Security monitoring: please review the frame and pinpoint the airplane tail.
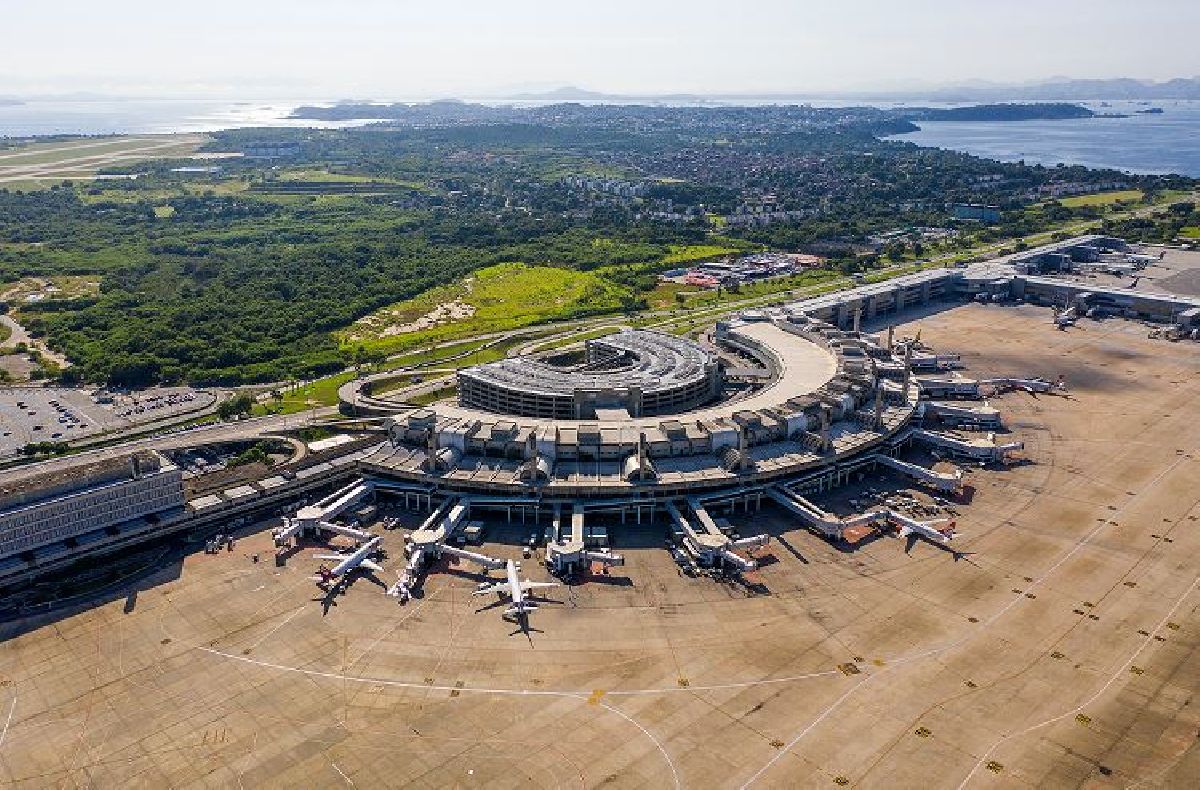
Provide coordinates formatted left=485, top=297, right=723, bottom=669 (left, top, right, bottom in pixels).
left=506, top=602, right=537, bottom=617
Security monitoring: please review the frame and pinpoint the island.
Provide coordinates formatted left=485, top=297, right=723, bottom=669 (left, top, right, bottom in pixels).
left=901, top=103, right=1097, bottom=122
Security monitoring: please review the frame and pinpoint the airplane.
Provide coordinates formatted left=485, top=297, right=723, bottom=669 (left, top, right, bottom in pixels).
left=892, top=511, right=955, bottom=547
left=472, top=559, right=558, bottom=621
left=1052, top=305, right=1077, bottom=329
left=312, top=535, right=384, bottom=594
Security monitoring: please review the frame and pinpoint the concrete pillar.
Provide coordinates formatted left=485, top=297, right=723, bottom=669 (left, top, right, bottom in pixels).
left=852, top=306, right=862, bottom=334
left=902, top=342, right=913, bottom=404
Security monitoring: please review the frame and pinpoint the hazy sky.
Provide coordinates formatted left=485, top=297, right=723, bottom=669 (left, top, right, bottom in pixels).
left=3, top=0, right=1198, bottom=97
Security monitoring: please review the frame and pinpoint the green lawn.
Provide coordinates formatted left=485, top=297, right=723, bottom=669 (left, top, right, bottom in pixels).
left=407, top=384, right=458, bottom=407
left=527, top=325, right=623, bottom=354
left=1179, top=226, right=1200, bottom=239
left=661, top=244, right=741, bottom=264
left=1058, top=189, right=1143, bottom=208
left=379, top=339, right=491, bottom=371
left=252, top=371, right=355, bottom=415
left=340, top=263, right=636, bottom=355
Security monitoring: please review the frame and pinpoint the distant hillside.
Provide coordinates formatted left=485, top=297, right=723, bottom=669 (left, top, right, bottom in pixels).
left=509, top=86, right=610, bottom=101
left=903, top=103, right=1097, bottom=122
left=900, top=77, right=1200, bottom=102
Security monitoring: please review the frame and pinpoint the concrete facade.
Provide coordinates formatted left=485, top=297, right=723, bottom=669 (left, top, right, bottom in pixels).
left=0, top=452, right=183, bottom=560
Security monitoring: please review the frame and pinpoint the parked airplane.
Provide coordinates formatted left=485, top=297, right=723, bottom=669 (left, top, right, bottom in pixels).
left=1052, top=305, right=1077, bottom=329
left=313, top=536, right=384, bottom=593
left=473, top=559, right=558, bottom=620
left=887, top=513, right=974, bottom=561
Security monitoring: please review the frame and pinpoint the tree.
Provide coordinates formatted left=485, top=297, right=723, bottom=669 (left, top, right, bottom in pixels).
left=216, top=393, right=254, bottom=420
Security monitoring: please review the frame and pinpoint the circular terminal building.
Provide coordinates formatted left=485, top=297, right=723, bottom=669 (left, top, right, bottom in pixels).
left=457, top=330, right=722, bottom=419
left=359, top=319, right=923, bottom=502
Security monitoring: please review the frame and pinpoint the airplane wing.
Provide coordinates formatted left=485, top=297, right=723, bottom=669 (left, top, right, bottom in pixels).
left=360, top=559, right=384, bottom=573
left=472, top=582, right=508, bottom=596
left=519, top=581, right=558, bottom=592
left=313, top=553, right=346, bottom=561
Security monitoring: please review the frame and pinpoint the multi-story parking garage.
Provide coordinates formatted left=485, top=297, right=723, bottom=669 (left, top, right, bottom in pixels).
left=457, top=329, right=722, bottom=419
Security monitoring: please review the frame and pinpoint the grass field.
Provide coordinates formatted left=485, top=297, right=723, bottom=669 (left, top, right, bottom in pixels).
left=647, top=267, right=843, bottom=314
left=252, top=371, right=355, bottom=416
left=406, top=383, right=458, bottom=407
left=660, top=243, right=741, bottom=264
left=1180, top=226, right=1200, bottom=239
left=1058, top=189, right=1144, bottom=207
left=340, top=263, right=635, bottom=355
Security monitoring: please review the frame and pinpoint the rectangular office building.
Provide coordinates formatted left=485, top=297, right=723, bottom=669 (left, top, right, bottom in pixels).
left=0, top=452, right=184, bottom=560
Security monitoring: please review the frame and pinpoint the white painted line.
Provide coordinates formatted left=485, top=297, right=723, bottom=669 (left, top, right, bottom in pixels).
left=956, top=575, right=1200, bottom=789
left=598, top=700, right=681, bottom=790
left=0, top=691, right=16, bottom=750
left=331, top=762, right=355, bottom=786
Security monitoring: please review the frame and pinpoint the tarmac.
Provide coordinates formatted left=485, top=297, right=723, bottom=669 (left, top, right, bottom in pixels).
left=0, top=302, right=1198, bottom=788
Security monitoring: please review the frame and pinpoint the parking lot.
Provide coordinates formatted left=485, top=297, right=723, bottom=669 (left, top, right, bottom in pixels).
left=0, top=386, right=213, bottom=457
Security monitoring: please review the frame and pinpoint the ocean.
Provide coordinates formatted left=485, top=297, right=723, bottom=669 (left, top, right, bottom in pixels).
left=0, top=98, right=379, bottom=136
left=890, top=101, right=1200, bottom=178
left=1, top=97, right=1197, bottom=178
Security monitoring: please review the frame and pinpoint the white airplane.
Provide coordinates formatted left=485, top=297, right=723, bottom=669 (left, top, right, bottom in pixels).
left=1052, top=305, right=1077, bottom=329
left=886, top=512, right=970, bottom=560
left=472, top=559, right=558, bottom=620
left=313, top=536, right=384, bottom=592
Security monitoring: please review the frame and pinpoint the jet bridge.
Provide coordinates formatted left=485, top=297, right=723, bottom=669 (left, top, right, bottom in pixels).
left=871, top=454, right=963, bottom=493
left=911, top=429, right=1024, bottom=463
left=921, top=401, right=1002, bottom=429
left=979, top=377, right=1065, bottom=394
left=388, top=498, right=505, bottom=602
left=545, top=503, right=625, bottom=574
left=663, top=499, right=768, bottom=573
left=274, top=479, right=376, bottom=549
left=767, top=486, right=958, bottom=550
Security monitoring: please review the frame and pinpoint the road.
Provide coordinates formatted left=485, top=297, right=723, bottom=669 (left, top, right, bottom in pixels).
left=0, top=407, right=335, bottom=487
left=0, top=314, right=71, bottom=367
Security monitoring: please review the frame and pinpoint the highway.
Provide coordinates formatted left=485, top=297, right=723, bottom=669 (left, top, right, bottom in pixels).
left=0, top=407, right=336, bottom=487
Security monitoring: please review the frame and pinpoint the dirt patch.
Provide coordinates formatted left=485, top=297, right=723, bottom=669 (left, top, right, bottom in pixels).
left=379, top=297, right=476, bottom=336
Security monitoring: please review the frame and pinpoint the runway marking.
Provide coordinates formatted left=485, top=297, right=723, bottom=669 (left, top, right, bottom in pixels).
left=597, top=701, right=681, bottom=790
left=0, top=689, right=15, bottom=750
left=331, top=762, right=355, bottom=786
left=737, top=677, right=868, bottom=789
left=737, top=452, right=1197, bottom=787
left=243, top=604, right=309, bottom=652
left=198, top=647, right=685, bottom=786
left=199, top=646, right=838, bottom=696
left=956, top=575, right=1200, bottom=789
